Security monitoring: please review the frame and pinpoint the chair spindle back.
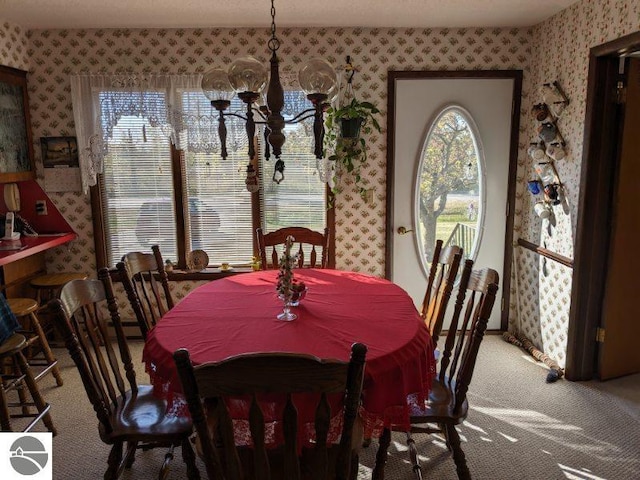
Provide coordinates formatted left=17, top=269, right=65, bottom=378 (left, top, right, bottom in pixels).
left=257, top=227, right=330, bottom=270
left=438, top=260, right=499, bottom=413
left=421, top=241, right=463, bottom=344
left=118, top=244, right=173, bottom=339
left=52, top=268, right=136, bottom=436
left=174, top=343, right=367, bottom=480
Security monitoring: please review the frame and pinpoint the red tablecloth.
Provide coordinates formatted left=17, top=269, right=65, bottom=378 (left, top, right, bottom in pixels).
left=143, top=269, right=435, bottom=440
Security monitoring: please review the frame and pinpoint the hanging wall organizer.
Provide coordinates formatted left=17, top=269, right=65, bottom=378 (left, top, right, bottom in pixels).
left=527, top=81, right=570, bottom=222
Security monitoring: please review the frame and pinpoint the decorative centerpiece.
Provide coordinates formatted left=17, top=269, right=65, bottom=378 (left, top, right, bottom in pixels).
left=289, top=282, right=307, bottom=307
left=276, top=235, right=306, bottom=321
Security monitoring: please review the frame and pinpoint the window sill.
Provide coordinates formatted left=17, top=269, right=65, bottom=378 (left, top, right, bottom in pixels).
left=165, top=266, right=255, bottom=281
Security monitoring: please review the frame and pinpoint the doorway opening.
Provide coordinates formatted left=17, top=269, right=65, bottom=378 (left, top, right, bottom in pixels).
left=567, top=31, right=640, bottom=381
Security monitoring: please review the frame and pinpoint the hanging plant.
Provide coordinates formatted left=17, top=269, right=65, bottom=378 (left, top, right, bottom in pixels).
left=324, top=97, right=381, bottom=200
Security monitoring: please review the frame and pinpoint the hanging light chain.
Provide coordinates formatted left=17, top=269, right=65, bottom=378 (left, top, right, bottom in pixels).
left=268, top=0, right=280, bottom=53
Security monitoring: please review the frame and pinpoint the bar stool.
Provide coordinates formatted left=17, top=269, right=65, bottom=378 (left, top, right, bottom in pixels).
left=0, top=333, right=57, bottom=434
left=7, top=298, right=63, bottom=387
left=30, top=272, right=89, bottom=305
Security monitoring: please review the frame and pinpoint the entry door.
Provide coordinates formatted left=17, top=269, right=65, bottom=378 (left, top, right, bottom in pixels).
left=387, top=73, right=518, bottom=330
left=599, top=58, right=640, bottom=380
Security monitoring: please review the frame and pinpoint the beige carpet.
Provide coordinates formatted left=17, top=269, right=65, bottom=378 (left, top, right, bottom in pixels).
left=10, top=336, right=640, bottom=479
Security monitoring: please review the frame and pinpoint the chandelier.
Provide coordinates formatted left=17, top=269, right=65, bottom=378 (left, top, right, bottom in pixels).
left=200, top=0, right=338, bottom=191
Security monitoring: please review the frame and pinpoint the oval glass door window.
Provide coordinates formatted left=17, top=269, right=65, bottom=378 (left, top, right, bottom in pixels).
left=414, top=105, right=484, bottom=275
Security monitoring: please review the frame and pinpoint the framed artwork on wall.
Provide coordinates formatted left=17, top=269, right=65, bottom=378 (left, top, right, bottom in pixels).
left=41, top=136, right=79, bottom=168
left=0, top=65, right=35, bottom=183
left=41, top=136, right=82, bottom=192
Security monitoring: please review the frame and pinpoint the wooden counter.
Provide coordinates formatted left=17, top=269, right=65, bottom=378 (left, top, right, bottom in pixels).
left=0, top=233, right=76, bottom=266
left=0, top=233, right=77, bottom=298
left=1, top=180, right=79, bottom=298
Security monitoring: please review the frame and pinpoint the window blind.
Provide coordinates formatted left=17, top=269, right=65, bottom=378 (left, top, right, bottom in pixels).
left=97, top=87, right=327, bottom=268
left=181, top=92, right=254, bottom=265
left=100, top=94, right=176, bottom=266
left=259, top=91, right=327, bottom=234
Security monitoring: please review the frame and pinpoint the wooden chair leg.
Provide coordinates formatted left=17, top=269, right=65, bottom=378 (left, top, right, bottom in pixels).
left=407, top=432, right=424, bottom=480
left=15, top=351, right=56, bottom=435
left=158, top=443, right=176, bottom=480
left=445, top=424, right=471, bottom=480
left=350, top=453, right=360, bottom=480
left=372, top=427, right=391, bottom=480
left=29, top=312, right=63, bottom=386
left=0, top=380, right=12, bottom=431
left=441, top=422, right=452, bottom=451
left=105, top=442, right=123, bottom=480
left=181, top=437, right=201, bottom=480
left=13, top=361, right=30, bottom=416
left=124, top=441, right=137, bottom=468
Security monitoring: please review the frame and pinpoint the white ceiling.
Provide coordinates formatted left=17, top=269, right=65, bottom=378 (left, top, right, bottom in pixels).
left=1, top=0, right=578, bottom=30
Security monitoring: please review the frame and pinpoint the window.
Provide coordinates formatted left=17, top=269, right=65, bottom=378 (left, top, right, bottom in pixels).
left=260, top=91, right=327, bottom=234
left=93, top=86, right=332, bottom=269
left=181, top=92, right=254, bottom=266
left=415, top=105, right=483, bottom=276
left=99, top=90, right=176, bottom=267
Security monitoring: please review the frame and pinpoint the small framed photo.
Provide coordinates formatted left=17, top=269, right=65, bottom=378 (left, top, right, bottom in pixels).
left=40, top=136, right=79, bottom=168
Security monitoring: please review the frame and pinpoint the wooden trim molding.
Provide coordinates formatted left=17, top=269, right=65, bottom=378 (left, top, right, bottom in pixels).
left=567, top=30, right=640, bottom=381
left=0, top=66, right=36, bottom=183
left=109, top=266, right=254, bottom=283
left=90, top=182, right=108, bottom=269
left=171, top=146, right=187, bottom=269
left=502, top=71, right=523, bottom=331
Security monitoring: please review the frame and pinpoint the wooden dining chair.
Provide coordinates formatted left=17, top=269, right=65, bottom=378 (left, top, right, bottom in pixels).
left=174, top=342, right=367, bottom=480
left=420, top=240, right=463, bottom=345
left=257, top=227, right=330, bottom=270
left=117, top=244, right=174, bottom=339
left=373, top=261, right=499, bottom=480
left=51, top=269, right=199, bottom=480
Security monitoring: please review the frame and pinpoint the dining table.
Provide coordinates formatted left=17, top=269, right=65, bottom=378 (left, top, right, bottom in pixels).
left=142, top=268, right=436, bottom=445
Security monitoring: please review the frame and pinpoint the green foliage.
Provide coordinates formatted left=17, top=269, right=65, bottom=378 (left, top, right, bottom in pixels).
left=325, top=98, right=381, bottom=131
left=324, top=98, right=381, bottom=201
left=417, top=110, right=479, bottom=258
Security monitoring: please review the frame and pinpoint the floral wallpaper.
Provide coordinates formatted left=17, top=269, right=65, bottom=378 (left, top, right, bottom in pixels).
left=0, top=0, right=637, bottom=369
left=0, top=21, right=29, bottom=70
left=19, top=25, right=532, bottom=316
left=513, top=0, right=639, bottom=367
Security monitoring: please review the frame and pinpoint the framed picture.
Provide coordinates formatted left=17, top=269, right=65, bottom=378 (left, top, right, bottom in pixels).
left=0, top=65, right=35, bottom=183
left=41, top=136, right=82, bottom=191
left=41, top=136, right=79, bottom=168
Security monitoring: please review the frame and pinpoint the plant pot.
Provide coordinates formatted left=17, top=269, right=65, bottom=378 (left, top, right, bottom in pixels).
left=340, top=117, right=363, bottom=139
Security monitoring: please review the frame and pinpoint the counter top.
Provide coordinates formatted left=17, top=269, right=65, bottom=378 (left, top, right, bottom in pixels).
left=0, top=233, right=77, bottom=266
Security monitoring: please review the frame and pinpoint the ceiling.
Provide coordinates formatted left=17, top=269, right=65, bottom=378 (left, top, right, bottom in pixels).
left=2, top=0, right=579, bottom=30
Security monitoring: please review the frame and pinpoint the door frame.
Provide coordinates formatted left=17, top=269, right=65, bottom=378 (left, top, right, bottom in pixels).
left=567, top=31, right=640, bottom=381
left=385, top=70, right=523, bottom=331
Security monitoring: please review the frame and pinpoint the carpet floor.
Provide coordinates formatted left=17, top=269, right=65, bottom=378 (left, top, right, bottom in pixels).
left=10, top=336, right=640, bottom=479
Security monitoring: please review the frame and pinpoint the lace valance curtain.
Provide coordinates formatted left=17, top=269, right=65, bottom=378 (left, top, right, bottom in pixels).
left=70, top=74, right=207, bottom=193
left=69, top=71, right=310, bottom=193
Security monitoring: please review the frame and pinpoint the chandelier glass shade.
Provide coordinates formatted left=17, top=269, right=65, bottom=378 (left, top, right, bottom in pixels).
left=200, top=0, right=338, bottom=188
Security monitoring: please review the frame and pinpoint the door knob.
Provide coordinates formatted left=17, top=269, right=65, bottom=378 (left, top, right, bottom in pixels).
left=397, top=226, right=414, bottom=235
